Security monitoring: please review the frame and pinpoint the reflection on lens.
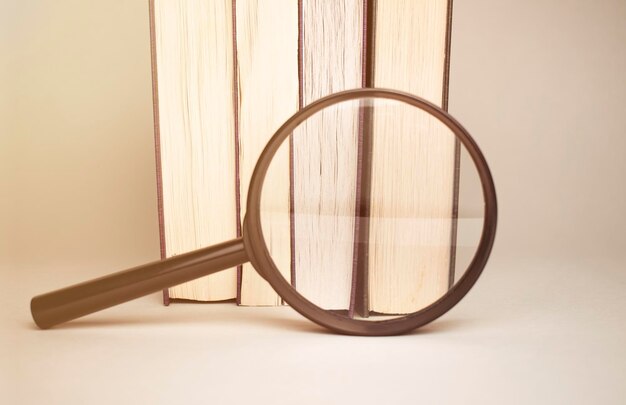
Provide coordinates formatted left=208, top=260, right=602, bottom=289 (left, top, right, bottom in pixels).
left=260, top=96, right=484, bottom=321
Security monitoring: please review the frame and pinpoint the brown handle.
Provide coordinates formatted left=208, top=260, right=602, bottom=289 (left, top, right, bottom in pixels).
left=31, top=238, right=248, bottom=329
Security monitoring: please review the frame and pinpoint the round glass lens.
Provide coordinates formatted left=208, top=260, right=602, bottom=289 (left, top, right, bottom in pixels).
left=258, top=95, right=485, bottom=321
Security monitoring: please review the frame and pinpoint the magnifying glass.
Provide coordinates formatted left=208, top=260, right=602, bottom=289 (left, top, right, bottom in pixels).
left=31, top=88, right=497, bottom=336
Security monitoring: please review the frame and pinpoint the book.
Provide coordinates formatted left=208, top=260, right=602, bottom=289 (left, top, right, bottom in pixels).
left=150, top=0, right=238, bottom=303
left=149, top=0, right=456, bottom=312
left=235, top=0, right=299, bottom=305
left=365, top=0, right=456, bottom=314
left=289, top=0, right=365, bottom=310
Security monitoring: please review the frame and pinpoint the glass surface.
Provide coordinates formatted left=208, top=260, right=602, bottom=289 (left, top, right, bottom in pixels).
left=259, top=96, right=485, bottom=320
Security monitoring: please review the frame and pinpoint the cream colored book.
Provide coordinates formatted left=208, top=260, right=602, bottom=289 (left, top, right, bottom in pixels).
left=236, top=0, right=299, bottom=305
left=367, top=0, right=456, bottom=314
left=151, top=0, right=238, bottom=303
left=290, top=0, right=364, bottom=309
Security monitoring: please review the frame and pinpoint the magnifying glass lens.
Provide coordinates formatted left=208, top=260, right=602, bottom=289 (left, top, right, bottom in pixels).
left=259, top=96, right=485, bottom=320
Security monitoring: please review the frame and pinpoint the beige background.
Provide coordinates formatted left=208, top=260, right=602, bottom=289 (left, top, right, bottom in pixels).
left=2, top=1, right=625, bottom=404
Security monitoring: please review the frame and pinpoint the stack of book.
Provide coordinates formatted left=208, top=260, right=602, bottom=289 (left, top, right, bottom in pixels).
left=149, top=0, right=457, bottom=315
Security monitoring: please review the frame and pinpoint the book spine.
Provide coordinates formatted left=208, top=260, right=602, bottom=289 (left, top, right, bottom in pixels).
left=148, top=0, right=169, bottom=306
left=232, top=0, right=243, bottom=305
left=443, top=0, right=460, bottom=288
left=291, top=0, right=304, bottom=292
left=349, top=0, right=374, bottom=318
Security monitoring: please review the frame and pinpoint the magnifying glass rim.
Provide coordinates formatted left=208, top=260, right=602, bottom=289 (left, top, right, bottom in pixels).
left=243, top=88, right=497, bottom=336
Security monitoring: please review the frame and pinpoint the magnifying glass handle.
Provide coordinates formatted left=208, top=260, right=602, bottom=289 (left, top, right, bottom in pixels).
left=31, top=238, right=247, bottom=329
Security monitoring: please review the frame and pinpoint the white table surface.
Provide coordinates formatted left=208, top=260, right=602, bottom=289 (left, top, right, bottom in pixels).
left=2, top=255, right=625, bottom=404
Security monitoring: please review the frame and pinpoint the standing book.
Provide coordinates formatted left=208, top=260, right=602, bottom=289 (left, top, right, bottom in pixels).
left=150, top=0, right=238, bottom=304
